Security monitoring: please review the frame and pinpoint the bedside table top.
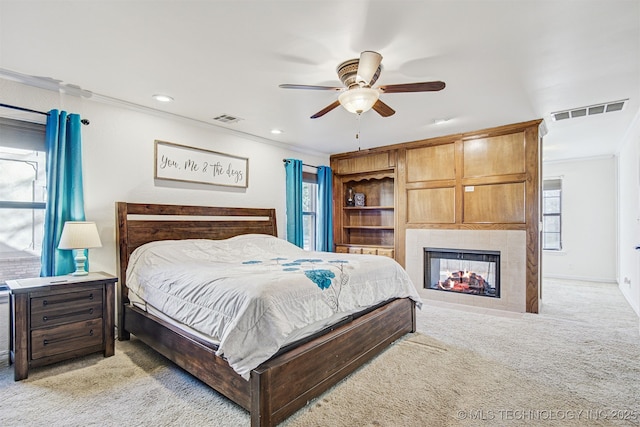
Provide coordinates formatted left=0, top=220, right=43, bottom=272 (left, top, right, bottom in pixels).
left=6, top=271, right=117, bottom=293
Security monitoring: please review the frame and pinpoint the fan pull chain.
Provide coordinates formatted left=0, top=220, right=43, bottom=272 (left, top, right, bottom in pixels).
left=356, top=113, right=362, bottom=150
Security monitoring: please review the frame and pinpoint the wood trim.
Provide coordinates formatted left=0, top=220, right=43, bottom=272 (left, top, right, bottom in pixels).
left=331, top=119, right=543, bottom=158
left=104, top=281, right=115, bottom=356
left=455, top=138, right=464, bottom=224
left=302, top=171, right=317, bottom=183
left=396, top=148, right=407, bottom=267
left=524, top=125, right=541, bottom=313
left=11, top=293, right=28, bottom=380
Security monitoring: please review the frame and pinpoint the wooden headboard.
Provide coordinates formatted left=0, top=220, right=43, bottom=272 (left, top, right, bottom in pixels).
left=115, top=202, right=277, bottom=302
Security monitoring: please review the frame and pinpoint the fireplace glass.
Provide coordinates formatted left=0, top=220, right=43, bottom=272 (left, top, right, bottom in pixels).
left=424, top=247, right=500, bottom=298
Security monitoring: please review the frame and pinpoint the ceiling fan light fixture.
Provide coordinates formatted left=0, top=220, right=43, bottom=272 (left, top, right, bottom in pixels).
left=338, top=87, right=379, bottom=114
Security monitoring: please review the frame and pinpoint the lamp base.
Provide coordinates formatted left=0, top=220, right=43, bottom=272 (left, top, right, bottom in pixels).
left=71, top=270, right=89, bottom=276
left=72, top=249, right=89, bottom=276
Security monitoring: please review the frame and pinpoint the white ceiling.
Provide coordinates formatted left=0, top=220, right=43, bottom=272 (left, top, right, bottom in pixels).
left=1, top=1, right=638, bottom=161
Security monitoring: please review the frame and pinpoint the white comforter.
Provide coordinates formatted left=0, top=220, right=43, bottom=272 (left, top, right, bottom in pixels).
left=126, top=234, right=422, bottom=379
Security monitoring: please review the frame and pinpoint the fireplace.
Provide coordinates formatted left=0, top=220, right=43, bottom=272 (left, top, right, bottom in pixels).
left=424, top=248, right=500, bottom=298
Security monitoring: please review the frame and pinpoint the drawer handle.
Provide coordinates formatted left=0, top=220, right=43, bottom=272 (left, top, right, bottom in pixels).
left=42, top=308, right=96, bottom=322
left=42, top=328, right=96, bottom=346
left=41, top=293, right=95, bottom=307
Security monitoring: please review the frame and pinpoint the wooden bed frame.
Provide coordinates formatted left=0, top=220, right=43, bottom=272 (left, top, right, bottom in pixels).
left=116, top=202, right=416, bottom=427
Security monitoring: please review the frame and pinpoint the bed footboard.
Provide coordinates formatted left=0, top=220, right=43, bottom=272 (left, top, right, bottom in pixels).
left=250, top=298, right=416, bottom=427
left=123, top=298, right=415, bottom=427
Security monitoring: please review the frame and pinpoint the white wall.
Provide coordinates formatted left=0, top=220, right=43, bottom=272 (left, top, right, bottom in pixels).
left=617, top=111, right=640, bottom=316
left=0, top=78, right=329, bottom=277
left=542, top=156, right=617, bottom=283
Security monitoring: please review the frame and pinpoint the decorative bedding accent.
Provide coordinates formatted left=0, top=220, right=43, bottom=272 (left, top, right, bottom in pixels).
left=126, top=234, right=422, bottom=378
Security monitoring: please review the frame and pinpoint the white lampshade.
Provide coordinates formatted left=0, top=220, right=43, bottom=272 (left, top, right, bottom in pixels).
left=338, top=87, right=380, bottom=114
left=58, top=221, right=102, bottom=249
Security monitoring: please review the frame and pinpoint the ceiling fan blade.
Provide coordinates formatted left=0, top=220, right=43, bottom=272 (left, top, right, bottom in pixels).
left=356, top=51, right=383, bottom=86
left=379, top=81, right=446, bottom=93
left=279, top=84, right=341, bottom=91
left=372, top=99, right=395, bottom=117
left=310, top=100, right=341, bottom=119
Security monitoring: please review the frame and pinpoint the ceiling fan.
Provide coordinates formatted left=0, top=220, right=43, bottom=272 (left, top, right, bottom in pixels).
left=279, top=51, right=445, bottom=119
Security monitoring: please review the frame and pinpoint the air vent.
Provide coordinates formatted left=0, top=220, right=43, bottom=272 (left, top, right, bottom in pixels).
left=213, top=114, right=243, bottom=124
left=606, top=101, right=625, bottom=112
left=552, top=99, right=628, bottom=121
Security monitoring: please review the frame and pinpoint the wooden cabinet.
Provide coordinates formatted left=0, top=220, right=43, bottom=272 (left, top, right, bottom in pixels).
left=7, top=272, right=116, bottom=380
left=330, top=119, right=542, bottom=313
left=331, top=151, right=397, bottom=260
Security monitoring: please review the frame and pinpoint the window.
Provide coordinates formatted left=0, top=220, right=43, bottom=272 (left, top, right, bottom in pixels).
left=0, top=117, right=46, bottom=282
left=302, top=172, right=318, bottom=251
left=542, top=178, right=562, bottom=250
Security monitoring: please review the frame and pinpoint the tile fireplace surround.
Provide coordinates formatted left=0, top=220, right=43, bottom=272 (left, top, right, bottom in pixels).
left=405, top=229, right=527, bottom=312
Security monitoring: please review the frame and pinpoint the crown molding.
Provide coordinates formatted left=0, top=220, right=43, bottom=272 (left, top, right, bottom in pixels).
left=0, top=68, right=328, bottom=159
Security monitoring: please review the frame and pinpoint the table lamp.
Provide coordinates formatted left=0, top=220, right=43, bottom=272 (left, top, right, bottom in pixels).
left=58, top=221, right=102, bottom=276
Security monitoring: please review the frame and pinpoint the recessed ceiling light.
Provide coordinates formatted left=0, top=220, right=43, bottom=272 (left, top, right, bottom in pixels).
left=152, top=94, right=174, bottom=102
left=433, top=118, right=449, bottom=125
left=270, top=129, right=283, bottom=135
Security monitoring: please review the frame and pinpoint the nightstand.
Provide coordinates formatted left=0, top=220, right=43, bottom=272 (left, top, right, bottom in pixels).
left=7, top=271, right=117, bottom=380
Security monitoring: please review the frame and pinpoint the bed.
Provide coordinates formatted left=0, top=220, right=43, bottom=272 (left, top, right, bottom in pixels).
left=116, top=202, right=419, bottom=427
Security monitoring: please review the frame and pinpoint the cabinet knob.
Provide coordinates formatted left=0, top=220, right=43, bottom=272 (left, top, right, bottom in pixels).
left=42, top=300, right=48, bottom=306
left=89, top=329, right=94, bottom=336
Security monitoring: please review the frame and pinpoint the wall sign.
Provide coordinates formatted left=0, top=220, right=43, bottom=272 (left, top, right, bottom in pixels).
left=154, top=140, right=248, bottom=188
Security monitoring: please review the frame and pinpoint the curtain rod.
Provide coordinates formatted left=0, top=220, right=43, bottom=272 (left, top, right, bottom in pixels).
left=282, top=158, right=318, bottom=169
left=0, top=103, right=90, bottom=125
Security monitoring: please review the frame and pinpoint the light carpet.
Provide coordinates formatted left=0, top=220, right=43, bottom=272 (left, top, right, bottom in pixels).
left=1, top=279, right=639, bottom=426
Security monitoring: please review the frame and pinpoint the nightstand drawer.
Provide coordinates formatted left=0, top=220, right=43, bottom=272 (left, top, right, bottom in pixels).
left=31, top=318, right=104, bottom=360
left=31, top=288, right=103, bottom=328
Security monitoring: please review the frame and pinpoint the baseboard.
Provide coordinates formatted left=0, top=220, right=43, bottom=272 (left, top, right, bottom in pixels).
left=542, top=274, right=617, bottom=284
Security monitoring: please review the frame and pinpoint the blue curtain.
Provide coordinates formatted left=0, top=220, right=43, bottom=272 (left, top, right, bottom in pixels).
left=284, top=158, right=303, bottom=248
left=316, top=166, right=333, bottom=251
left=40, top=110, right=86, bottom=276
